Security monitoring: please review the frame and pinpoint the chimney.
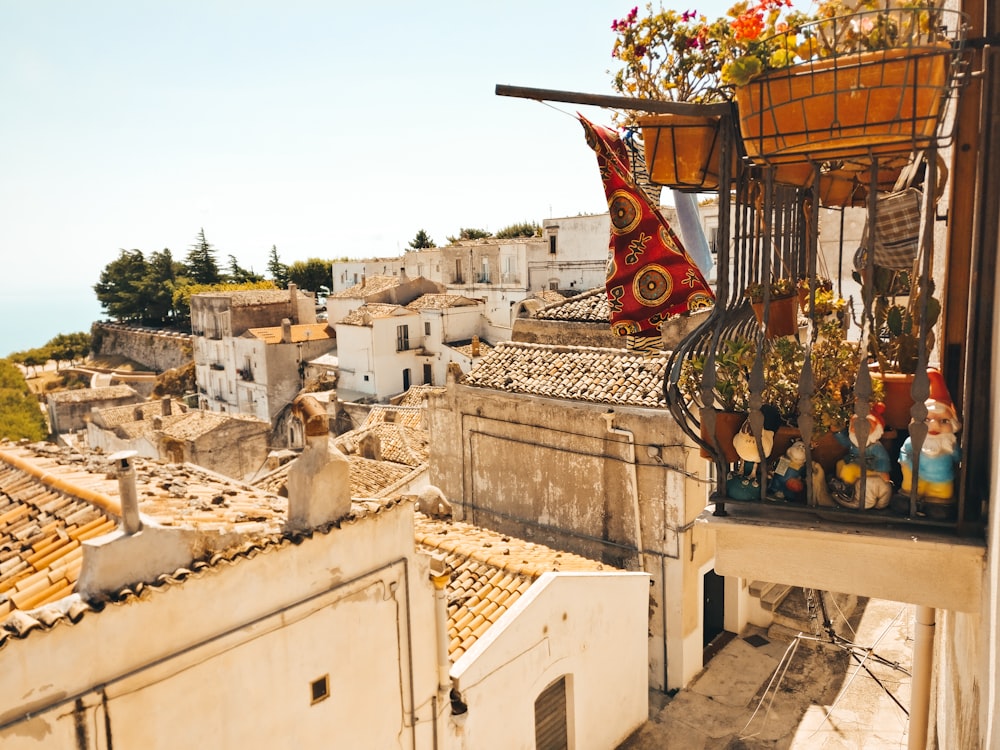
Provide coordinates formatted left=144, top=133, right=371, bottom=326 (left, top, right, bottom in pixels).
left=108, top=450, right=142, bottom=535
left=133, top=406, right=144, bottom=421
left=471, top=335, right=481, bottom=357
left=361, top=273, right=366, bottom=288
left=286, top=395, right=350, bottom=531
left=153, top=416, right=163, bottom=430
left=281, top=318, right=293, bottom=344
left=161, top=397, right=172, bottom=417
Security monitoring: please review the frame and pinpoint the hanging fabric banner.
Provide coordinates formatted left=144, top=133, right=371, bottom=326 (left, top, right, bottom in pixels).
left=580, top=114, right=714, bottom=340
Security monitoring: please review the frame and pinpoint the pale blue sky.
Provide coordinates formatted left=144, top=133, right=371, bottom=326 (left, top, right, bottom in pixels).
left=0, top=0, right=730, bottom=353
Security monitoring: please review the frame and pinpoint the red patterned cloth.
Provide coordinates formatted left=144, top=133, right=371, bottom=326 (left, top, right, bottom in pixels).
left=580, top=115, right=714, bottom=338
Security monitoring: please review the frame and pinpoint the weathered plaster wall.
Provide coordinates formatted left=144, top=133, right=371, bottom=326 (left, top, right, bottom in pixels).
left=427, top=382, right=711, bottom=691
left=94, top=324, right=192, bottom=372
left=511, top=319, right=624, bottom=349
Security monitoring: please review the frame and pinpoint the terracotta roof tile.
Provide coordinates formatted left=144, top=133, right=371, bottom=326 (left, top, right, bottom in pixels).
left=363, top=405, right=426, bottom=429
left=405, top=294, right=478, bottom=311
left=415, top=514, right=612, bottom=661
left=329, top=275, right=403, bottom=299
left=394, top=385, right=445, bottom=407
left=93, top=400, right=187, bottom=428
left=339, top=303, right=413, bottom=326
left=158, top=410, right=267, bottom=441
left=195, top=289, right=295, bottom=306
left=534, top=288, right=610, bottom=323
left=449, top=340, right=493, bottom=358
left=460, top=341, right=668, bottom=407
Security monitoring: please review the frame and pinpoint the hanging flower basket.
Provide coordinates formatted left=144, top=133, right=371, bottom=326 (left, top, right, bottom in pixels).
left=751, top=295, right=799, bottom=338
left=638, top=114, right=736, bottom=191
left=735, top=44, right=954, bottom=164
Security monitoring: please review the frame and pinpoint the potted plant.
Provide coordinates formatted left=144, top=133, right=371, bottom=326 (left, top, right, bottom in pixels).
left=610, top=6, right=736, bottom=189
left=726, top=1, right=966, bottom=165
left=868, top=278, right=941, bottom=430
left=678, top=336, right=755, bottom=462
left=745, top=277, right=797, bottom=337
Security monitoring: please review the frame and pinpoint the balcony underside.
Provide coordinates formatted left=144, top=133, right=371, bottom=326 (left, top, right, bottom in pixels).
left=703, top=504, right=985, bottom=612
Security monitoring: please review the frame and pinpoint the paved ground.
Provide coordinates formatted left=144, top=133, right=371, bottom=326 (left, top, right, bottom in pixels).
left=619, top=596, right=914, bottom=749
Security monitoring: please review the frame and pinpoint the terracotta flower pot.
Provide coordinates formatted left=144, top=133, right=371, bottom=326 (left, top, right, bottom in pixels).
left=735, top=45, right=951, bottom=164
left=871, top=369, right=916, bottom=431
left=700, top=410, right=747, bottom=463
left=639, top=114, right=735, bottom=191
left=751, top=295, right=798, bottom=338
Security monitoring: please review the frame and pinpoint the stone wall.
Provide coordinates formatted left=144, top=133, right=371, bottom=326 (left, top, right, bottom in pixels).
left=94, top=324, right=192, bottom=372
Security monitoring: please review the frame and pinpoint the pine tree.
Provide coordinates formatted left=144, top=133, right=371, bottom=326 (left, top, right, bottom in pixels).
left=408, top=229, right=435, bottom=249
left=267, top=245, right=290, bottom=288
left=184, top=228, right=222, bottom=284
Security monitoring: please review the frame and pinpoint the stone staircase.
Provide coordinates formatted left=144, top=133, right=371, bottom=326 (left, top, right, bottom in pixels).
left=748, top=582, right=859, bottom=639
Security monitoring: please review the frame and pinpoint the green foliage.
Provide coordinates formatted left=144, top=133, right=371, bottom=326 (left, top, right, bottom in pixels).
left=287, top=258, right=332, bottom=294
left=227, top=254, right=264, bottom=284
left=267, top=245, right=290, bottom=288
left=184, top=228, right=222, bottom=285
left=0, top=360, right=47, bottom=441
left=93, top=249, right=149, bottom=321
left=446, top=228, right=492, bottom=244
left=44, top=332, right=91, bottom=368
left=495, top=221, right=541, bottom=239
left=152, top=362, right=195, bottom=399
left=870, top=279, right=941, bottom=374
left=408, top=229, right=435, bottom=249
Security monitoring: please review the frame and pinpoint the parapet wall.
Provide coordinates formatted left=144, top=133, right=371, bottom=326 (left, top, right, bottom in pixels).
left=94, top=323, right=192, bottom=372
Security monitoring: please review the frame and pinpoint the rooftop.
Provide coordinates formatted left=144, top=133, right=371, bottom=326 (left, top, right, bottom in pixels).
left=393, top=385, right=445, bottom=408
left=246, top=322, right=333, bottom=344
left=460, top=341, right=668, bottom=408
left=534, top=288, right=609, bottom=323
left=194, top=288, right=298, bottom=306
left=339, top=303, right=415, bottom=327
left=406, top=294, right=479, bottom=311
left=47, top=385, right=139, bottom=404
left=159, top=410, right=267, bottom=442
left=328, top=274, right=403, bottom=299
left=91, top=399, right=187, bottom=428
left=414, top=514, right=613, bottom=660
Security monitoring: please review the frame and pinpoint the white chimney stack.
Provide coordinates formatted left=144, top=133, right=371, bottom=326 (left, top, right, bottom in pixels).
left=108, top=450, right=142, bottom=535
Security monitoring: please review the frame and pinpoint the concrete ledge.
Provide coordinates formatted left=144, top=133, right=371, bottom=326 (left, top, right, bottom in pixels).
left=702, top=507, right=985, bottom=612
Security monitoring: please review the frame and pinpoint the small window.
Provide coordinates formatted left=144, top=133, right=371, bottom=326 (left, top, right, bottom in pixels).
left=549, top=234, right=557, bottom=254
left=424, top=322, right=431, bottom=335
left=310, top=675, right=330, bottom=705
left=363, top=374, right=370, bottom=382
left=397, top=325, right=410, bottom=352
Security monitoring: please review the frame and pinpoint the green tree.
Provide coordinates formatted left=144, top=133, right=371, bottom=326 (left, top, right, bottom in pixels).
left=267, top=245, right=290, bottom=288
left=495, top=221, right=541, bottom=239
left=173, top=280, right=278, bottom=326
left=184, top=228, right=222, bottom=284
left=287, top=258, right=333, bottom=294
left=226, top=254, right=264, bottom=284
left=93, top=249, right=149, bottom=321
left=45, top=332, right=91, bottom=369
left=140, top=248, right=181, bottom=324
left=408, top=229, right=435, bottom=249
left=0, top=359, right=47, bottom=441
left=446, top=227, right=492, bottom=243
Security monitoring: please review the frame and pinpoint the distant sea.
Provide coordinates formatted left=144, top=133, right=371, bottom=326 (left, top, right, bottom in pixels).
left=0, top=289, right=106, bottom=357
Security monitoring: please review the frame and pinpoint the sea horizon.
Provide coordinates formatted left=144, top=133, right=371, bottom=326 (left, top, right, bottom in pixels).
left=0, top=288, right=108, bottom=358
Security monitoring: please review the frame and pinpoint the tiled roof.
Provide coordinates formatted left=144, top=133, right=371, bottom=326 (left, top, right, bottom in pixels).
left=394, top=385, right=445, bottom=407
left=246, top=322, right=333, bottom=344
left=336, top=423, right=429, bottom=467
left=363, top=404, right=426, bottom=429
left=159, top=411, right=267, bottom=442
left=449, top=340, right=493, bottom=359
left=535, top=288, right=610, bottom=323
left=114, top=413, right=187, bottom=440
left=93, top=400, right=186, bottom=428
left=460, top=341, right=668, bottom=407
left=329, top=275, right=402, bottom=299
left=252, top=449, right=424, bottom=498
left=47, top=385, right=138, bottom=404
left=339, top=303, right=413, bottom=326
left=0, top=441, right=415, bottom=649
left=406, top=294, right=478, bottom=311
left=414, top=515, right=613, bottom=660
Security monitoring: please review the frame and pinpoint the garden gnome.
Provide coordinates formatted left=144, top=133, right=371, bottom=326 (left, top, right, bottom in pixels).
left=830, top=404, right=893, bottom=509
left=726, top=406, right=780, bottom=500
left=768, top=440, right=808, bottom=502
left=898, top=368, right=962, bottom=516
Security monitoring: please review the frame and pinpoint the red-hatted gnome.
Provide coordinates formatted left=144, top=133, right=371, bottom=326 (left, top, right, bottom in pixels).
left=830, top=403, right=893, bottom=510
left=898, top=369, right=962, bottom=515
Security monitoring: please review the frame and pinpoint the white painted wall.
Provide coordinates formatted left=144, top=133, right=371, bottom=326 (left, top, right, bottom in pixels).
left=0, top=504, right=441, bottom=750
left=449, top=572, right=649, bottom=750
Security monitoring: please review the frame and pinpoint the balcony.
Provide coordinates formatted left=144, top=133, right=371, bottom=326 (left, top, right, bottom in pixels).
left=238, top=367, right=254, bottom=382
left=659, top=107, right=987, bottom=610
left=210, top=362, right=225, bottom=371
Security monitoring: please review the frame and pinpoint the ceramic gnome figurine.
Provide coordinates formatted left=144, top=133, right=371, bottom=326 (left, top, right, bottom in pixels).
left=726, top=406, right=781, bottom=500
left=830, top=404, right=893, bottom=510
left=768, top=440, right=808, bottom=502
left=898, top=368, right=962, bottom=517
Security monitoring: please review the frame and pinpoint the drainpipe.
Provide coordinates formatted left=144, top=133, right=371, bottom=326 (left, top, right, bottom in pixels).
left=602, top=411, right=645, bottom=570
left=909, top=605, right=935, bottom=750
left=429, top=556, right=452, bottom=692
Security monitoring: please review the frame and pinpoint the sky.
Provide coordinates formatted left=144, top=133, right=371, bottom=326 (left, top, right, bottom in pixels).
left=0, top=0, right=730, bottom=355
